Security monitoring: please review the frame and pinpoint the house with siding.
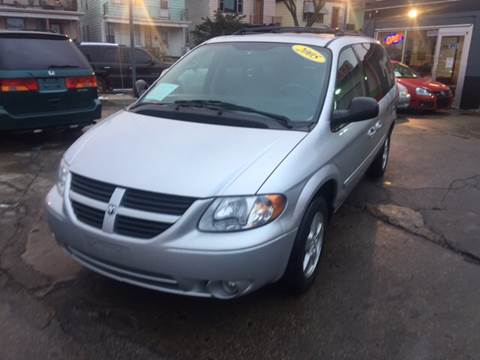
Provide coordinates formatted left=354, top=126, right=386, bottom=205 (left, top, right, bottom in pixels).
left=84, top=0, right=190, bottom=58
left=187, top=0, right=279, bottom=27
left=276, top=0, right=364, bottom=30
left=0, top=0, right=84, bottom=40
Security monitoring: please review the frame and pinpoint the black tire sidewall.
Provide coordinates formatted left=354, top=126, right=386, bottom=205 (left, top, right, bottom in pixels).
left=283, top=196, right=328, bottom=294
left=367, top=133, right=391, bottom=178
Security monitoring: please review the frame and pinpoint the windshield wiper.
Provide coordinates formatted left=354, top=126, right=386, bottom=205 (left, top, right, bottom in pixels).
left=48, top=65, right=80, bottom=69
left=129, top=101, right=172, bottom=111
left=174, top=100, right=294, bottom=129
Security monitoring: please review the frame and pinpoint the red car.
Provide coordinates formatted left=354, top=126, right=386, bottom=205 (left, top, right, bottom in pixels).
left=392, top=61, right=453, bottom=111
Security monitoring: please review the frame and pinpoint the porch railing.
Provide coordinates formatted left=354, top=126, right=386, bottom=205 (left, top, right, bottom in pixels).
left=0, top=0, right=78, bottom=11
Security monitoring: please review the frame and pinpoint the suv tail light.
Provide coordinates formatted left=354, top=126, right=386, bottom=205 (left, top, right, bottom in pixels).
left=0, top=79, right=39, bottom=93
left=65, top=76, right=97, bottom=89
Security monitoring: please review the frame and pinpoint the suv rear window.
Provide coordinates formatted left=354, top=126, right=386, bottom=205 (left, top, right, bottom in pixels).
left=0, top=37, right=91, bottom=70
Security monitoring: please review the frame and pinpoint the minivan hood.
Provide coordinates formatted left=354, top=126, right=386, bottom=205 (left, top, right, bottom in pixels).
left=65, top=111, right=307, bottom=197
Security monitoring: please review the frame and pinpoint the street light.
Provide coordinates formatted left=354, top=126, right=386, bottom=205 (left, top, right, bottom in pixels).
left=408, top=8, right=418, bottom=19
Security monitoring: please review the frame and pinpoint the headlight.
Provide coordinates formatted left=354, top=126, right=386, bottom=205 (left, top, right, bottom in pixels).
left=416, top=87, right=432, bottom=97
left=397, top=83, right=410, bottom=98
left=56, top=159, right=69, bottom=195
left=198, top=195, right=286, bottom=232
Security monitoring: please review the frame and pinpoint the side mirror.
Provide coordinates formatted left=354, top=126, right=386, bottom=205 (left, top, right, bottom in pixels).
left=332, top=97, right=379, bottom=127
left=134, top=79, right=148, bottom=98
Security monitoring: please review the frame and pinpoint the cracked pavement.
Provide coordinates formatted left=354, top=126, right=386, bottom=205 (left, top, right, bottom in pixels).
left=0, top=110, right=479, bottom=359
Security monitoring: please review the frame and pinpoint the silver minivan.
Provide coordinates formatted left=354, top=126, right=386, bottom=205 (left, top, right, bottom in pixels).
left=46, top=29, right=397, bottom=299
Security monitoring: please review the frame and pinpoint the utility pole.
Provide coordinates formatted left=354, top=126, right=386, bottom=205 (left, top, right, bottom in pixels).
left=129, top=0, right=137, bottom=88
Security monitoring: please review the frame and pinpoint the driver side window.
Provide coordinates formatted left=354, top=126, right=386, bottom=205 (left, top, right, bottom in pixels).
left=334, top=46, right=367, bottom=111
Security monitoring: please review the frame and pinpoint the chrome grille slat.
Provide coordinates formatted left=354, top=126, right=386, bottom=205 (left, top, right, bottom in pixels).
left=71, top=201, right=105, bottom=229
left=115, top=215, right=171, bottom=239
left=122, top=189, right=196, bottom=216
left=71, top=173, right=115, bottom=202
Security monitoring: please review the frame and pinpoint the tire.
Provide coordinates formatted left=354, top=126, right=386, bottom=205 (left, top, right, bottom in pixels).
left=282, top=196, right=329, bottom=294
left=367, top=134, right=391, bottom=179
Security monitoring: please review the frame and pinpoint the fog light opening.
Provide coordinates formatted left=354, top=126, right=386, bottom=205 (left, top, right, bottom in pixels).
left=206, top=280, right=252, bottom=299
left=223, top=280, right=239, bottom=295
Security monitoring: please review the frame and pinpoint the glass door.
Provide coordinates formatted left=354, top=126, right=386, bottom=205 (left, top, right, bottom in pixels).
left=432, top=26, right=472, bottom=108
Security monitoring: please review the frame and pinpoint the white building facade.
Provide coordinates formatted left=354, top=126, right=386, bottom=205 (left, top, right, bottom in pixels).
left=277, top=0, right=358, bottom=30
left=84, top=0, right=190, bottom=58
left=188, top=0, right=279, bottom=27
left=0, top=0, right=84, bottom=40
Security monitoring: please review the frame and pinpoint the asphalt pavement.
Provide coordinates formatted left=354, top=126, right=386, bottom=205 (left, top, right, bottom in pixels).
left=0, top=109, right=479, bottom=360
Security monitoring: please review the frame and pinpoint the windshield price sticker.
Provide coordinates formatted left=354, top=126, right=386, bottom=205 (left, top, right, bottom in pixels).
left=292, top=45, right=326, bottom=63
left=144, top=83, right=179, bottom=101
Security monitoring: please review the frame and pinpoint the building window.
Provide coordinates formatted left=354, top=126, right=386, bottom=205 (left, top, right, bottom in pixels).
left=6, top=18, right=25, bottom=30
left=161, top=31, right=169, bottom=47
left=303, top=12, right=324, bottom=23
left=377, top=31, right=405, bottom=62
left=160, top=0, right=168, bottom=9
left=219, top=0, right=243, bottom=13
left=50, top=23, right=62, bottom=34
left=106, top=23, right=115, bottom=43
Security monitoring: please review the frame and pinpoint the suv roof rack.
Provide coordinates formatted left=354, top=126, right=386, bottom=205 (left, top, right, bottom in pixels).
left=233, top=26, right=361, bottom=37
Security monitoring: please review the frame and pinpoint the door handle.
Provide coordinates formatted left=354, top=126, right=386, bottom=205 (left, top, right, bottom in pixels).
left=368, top=127, right=377, bottom=137
left=375, top=120, right=383, bottom=129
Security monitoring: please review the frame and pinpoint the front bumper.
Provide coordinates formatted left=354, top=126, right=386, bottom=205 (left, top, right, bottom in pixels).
left=0, top=99, right=101, bottom=131
left=45, top=187, right=297, bottom=298
left=409, top=95, right=453, bottom=110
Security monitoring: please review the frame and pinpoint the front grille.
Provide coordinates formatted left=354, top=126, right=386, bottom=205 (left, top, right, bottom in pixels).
left=71, top=173, right=116, bottom=202
left=434, top=92, right=451, bottom=108
left=122, top=189, right=196, bottom=216
left=115, top=215, right=171, bottom=239
left=71, top=201, right=105, bottom=229
left=69, top=174, right=197, bottom=238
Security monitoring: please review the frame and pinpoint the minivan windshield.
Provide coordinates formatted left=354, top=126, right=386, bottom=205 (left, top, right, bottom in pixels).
left=138, top=42, right=331, bottom=128
left=0, top=37, right=91, bottom=70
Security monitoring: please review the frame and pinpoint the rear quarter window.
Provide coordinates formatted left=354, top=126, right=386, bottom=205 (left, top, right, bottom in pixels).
left=0, top=37, right=91, bottom=70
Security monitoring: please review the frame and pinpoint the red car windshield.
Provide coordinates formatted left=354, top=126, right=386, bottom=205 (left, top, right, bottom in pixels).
left=394, top=63, right=419, bottom=79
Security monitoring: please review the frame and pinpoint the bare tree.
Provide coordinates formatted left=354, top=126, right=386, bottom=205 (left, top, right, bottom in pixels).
left=279, top=0, right=300, bottom=26
left=305, top=0, right=328, bottom=27
left=278, top=0, right=328, bottom=28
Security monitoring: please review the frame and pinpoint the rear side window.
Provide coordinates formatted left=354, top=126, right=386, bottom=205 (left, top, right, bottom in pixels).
left=354, top=43, right=394, bottom=100
left=334, top=46, right=367, bottom=110
left=0, top=37, right=91, bottom=70
left=120, top=48, right=152, bottom=65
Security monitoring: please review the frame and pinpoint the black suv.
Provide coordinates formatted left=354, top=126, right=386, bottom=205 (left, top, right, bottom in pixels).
left=0, top=31, right=101, bottom=131
left=79, top=43, right=167, bottom=92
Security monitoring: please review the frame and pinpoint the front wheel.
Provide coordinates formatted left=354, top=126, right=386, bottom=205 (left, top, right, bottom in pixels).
left=367, top=134, right=391, bottom=179
left=282, top=196, right=328, bottom=294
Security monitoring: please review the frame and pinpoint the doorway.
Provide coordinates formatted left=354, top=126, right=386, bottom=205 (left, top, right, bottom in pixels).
left=432, top=26, right=472, bottom=107
left=253, top=0, right=264, bottom=25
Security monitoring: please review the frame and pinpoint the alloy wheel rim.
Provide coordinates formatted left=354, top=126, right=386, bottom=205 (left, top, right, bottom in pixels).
left=382, top=137, right=390, bottom=170
left=303, top=212, right=325, bottom=278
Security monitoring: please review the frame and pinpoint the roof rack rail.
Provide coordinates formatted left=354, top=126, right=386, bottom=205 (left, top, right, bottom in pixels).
left=233, top=26, right=363, bottom=37
left=233, top=26, right=336, bottom=36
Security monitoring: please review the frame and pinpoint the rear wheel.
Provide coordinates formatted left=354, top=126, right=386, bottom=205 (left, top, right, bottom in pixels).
left=283, top=196, right=328, bottom=294
left=367, top=134, right=390, bottom=179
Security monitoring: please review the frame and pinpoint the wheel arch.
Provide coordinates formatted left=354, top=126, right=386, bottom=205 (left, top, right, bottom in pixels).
left=293, top=164, right=341, bottom=226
